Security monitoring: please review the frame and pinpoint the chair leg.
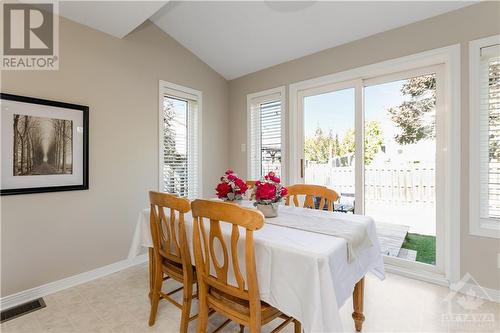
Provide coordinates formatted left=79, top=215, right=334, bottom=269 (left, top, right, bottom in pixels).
left=248, top=320, right=260, bottom=333
left=148, top=248, right=155, bottom=302
left=239, top=324, right=245, bottom=333
left=293, top=320, right=301, bottom=333
left=148, top=265, right=162, bottom=326
left=180, top=284, right=193, bottom=333
left=197, top=286, right=208, bottom=333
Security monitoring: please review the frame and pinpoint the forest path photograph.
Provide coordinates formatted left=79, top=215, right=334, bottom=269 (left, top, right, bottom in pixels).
left=13, top=114, right=73, bottom=176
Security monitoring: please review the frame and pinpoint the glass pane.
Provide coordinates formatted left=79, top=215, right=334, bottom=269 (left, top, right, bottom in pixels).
left=303, top=88, right=356, bottom=211
left=260, top=100, right=282, bottom=177
left=364, top=73, right=437, bottom=265
left=162, top=96, right=188, bottom=197
left=486, top=56, right=500, bottom=219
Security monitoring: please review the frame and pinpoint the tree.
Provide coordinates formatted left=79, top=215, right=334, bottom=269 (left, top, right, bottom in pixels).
left=364, top=120, right=384, bottom=164
left=162, top=99, right=188, bottom=196
left=387, top=74, right=436, bottom=145
left=13, top=115, right=19, bottom=175
left=304, top=127, right=333, bottom=163
left=489, top=59, right=500, bottom=162
left=304, top=120, right=383, bottom=165
left=340, top=128, right=355, bottom=156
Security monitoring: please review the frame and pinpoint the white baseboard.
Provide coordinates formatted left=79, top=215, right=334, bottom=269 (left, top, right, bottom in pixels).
left=0, top=254, right=148, bottom=311
left=450, top=281, right=500, bottom=304
left=386, top=264, right=500, bottom=303
left=385, top=263, right=449, bottom=287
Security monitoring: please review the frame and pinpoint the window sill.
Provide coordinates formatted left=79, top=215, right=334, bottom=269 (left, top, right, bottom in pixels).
left=470, top=218, right=500, bottom=239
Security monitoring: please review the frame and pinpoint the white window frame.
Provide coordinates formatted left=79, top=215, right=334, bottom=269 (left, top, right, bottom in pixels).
left=289, top=45, right=461, bottom=286
left=158, top=80, right=203, bottom=198
left=247, top=86, right=286, bottom=181
left=469, top=35, right=500, bottom=239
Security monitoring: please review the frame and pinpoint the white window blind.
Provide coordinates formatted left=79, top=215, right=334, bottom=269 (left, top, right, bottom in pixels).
left=159, top=82, right=200, bottom=199
left=248, top=88, right=284, bottom=180
left=479, top=44, right=500, bottom=220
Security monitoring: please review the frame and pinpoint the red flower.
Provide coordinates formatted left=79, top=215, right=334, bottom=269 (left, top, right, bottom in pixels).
left=265, top=171, right=280, bottom=183
left=280, top=187, right=288, bottom=197
left=227, top=174, right=237, bottom=181
left=225, top=169, right=234, bottom=175
left=215, top=182, right=231, bottom=198
left=255, top=182, right=277, bottom=201
left=234, top=178, right=248, bottom=194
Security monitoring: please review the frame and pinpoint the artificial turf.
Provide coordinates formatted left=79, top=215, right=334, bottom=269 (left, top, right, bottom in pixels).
left=401, top=233, right=436, bottom=265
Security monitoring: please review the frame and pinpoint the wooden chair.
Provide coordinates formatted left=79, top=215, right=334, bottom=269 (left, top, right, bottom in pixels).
left=246, top=180, right=257, bottom=189
left=285, top=184, right=339, bottom=211
left=191, top=199, right=301, bottom=333
left=149, top=191, right=197, bottom=333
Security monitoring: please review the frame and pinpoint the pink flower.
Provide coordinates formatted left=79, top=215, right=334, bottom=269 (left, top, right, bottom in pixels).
left=255, top=183, right=277, bottom=201
left=215, top=182, right=231, bottom=198
left=234, top=178, right=248, bottom=194
left=280, top=187, right=288, bottom=197
left=265, top=171, right=280, bottom=183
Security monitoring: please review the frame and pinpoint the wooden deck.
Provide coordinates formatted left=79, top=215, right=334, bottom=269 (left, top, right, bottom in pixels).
left=375, top=222, right=414, bottom=260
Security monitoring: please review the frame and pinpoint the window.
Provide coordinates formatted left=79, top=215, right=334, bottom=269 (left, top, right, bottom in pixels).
left=289, top=46, right=462, bottom=283
left=247, top=87, right=285, bottom=180
left=470, top=35, right=500, bottom=238
left=159, top=81, right=201, bottom=199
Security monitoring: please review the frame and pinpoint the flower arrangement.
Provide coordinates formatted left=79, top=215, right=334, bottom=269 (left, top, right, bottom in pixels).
left=215, top=169, right=248, bottom=201
left=253, top=172, right=287, bottom=217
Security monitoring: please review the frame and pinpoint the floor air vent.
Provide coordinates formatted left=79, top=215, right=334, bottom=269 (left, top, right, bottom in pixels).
left=1, top=298, right=46, bottom=323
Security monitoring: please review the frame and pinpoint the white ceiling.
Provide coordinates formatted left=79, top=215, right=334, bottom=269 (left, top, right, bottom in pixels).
left=55, top=1, right=475, bottom=80
left=58, top=1, right=168, bottom=39
left=151, top=1, right=474, bottom=80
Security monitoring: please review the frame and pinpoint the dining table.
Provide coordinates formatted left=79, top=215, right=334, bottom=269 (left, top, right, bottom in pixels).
left=129, top=201, right=385, bottom=333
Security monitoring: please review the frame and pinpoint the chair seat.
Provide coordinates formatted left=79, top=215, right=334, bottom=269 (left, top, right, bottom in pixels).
left=208, top=288, right=282, bottom=325
left=161, top=258, right=196, bottom=284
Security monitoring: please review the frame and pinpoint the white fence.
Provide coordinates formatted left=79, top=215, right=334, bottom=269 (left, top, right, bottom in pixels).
left=305, top=164, right=435, bottom=204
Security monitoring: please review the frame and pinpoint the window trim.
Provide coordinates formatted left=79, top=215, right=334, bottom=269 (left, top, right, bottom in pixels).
left=158, top=80, right=203, bottom=198
left=246, top=86, right=286, bottom=182
left=469, top=35, right=500, bottom=239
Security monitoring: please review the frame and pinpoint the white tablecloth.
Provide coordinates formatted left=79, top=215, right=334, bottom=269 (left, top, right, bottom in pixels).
left=128, top=203, right=384, bottom=333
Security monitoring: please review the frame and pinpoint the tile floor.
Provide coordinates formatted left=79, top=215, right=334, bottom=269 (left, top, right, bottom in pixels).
left=1, top=264, right=498, bottom=333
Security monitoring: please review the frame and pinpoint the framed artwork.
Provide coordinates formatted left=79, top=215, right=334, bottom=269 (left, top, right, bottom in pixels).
left=1, top=93, right=89, bottom=195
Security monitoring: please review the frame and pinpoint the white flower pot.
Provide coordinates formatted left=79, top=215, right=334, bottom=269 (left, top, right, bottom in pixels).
left=256, top=203, right=279, bottom=218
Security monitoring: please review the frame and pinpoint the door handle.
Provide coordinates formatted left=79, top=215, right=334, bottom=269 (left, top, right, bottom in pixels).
left=300, top=159, right=304, bottom=178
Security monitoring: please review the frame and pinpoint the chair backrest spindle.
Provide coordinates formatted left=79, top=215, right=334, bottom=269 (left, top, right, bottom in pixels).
left=285, top=184, right=339, bottom=211
left=149, top=191, right=191, bottom=268
left=192, top=200, right=264, bottom=306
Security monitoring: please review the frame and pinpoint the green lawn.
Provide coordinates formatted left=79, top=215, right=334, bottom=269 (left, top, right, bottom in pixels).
left=401, top=233, right=436, bottom=265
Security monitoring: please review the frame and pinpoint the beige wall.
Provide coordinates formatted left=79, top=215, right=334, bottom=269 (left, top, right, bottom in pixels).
left=2, top=2, right=499, bottom=298
left=1, top=18, right=228, bottom=296
left=228, top=2, right=500, bottom=290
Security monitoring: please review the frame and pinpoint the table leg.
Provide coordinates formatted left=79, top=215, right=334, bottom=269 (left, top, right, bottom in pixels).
left=352, top=277, right=365, bottom=332
left=148, top=248, right=154, bottom=301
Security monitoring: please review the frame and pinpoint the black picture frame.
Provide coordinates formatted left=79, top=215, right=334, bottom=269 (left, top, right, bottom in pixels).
left=0, top=93, right=89, bottom=195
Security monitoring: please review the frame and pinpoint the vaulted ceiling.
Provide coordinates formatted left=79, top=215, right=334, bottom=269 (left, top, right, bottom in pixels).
left=57, top=1, right=475, bottom=80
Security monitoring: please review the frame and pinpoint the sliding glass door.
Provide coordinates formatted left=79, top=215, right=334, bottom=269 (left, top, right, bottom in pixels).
left=295, top=66, right=444, bottom=273
left=363, top=67, right=443, bottom=270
